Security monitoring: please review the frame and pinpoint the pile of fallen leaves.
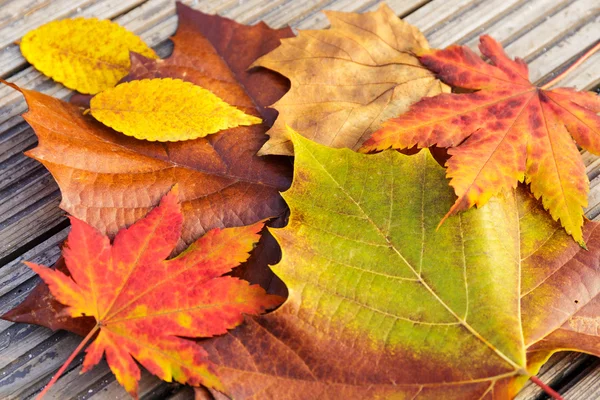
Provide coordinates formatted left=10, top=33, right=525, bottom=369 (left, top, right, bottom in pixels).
left=3, top=3, right=600, bottom=399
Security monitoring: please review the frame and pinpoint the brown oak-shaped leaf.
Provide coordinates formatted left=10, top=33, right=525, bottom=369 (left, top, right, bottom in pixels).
left=2, top=3, right=293, bottom=332
left=253, top=4, right=447, bottom=156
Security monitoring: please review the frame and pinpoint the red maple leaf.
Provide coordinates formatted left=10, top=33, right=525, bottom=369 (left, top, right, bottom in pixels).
left=27, top=187, right=282, bottom=398
left=362, top=36, right=600, bottom=245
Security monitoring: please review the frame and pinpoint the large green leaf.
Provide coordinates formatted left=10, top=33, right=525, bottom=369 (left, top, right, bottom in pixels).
left=203, top=131, right=600, bottom=399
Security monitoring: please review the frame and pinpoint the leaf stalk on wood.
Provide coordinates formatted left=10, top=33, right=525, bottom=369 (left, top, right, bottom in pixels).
left=529, top=376, right=564, bottom=400
left=540, top=41, right=600, bottom=90
left=36, top=325, right=100, bottom=399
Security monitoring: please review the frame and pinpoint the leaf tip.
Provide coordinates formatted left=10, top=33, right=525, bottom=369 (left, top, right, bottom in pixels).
left=478, top=34, right=495, bottom=44
left=414, top=47, right=433, bottom=58
left=436, top=213, right=449, bottom=231
left=168, top=184, right=180, bottom=200
left=285, top=125, right=304, bottom=148
left=22, top=260, right=40, bottom=272
left=155, top=185, right=182, bottom=216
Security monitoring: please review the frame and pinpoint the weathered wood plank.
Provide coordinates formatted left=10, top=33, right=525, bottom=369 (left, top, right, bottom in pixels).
left=0, top=332, right=80, bottom=399
left=0, top=325, right=56, bottom=378
left=0, top=171, right=59, bottom=227
left=563, top=360, right=600, bottom=399
left=397, top=0, right=474, bottom=31
left=424, top=0, right=525, bottom=47
left=166, top=387, right=197, bottom=400
left=45, top=360, right=114, bottom=400
left=462, top=0, right=572, bottom=50
left=221, top=0, right=289, bottom=22
left=294, top=0, right=428, bottom=29
left=0, top=194, right=64, bottom=261
left=501, top=1, right=597, bottom=62
left=0, top=228, right=67, bottom=299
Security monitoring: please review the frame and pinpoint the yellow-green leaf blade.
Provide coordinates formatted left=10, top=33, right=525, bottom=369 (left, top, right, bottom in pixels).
left=199, top=132, right=600, bottom=399
left=90, top=78, right=263, bottom=142
left=274, top=131, right=526, bottom=376
left=20, top=17, right=157, bottom=94
left=202, top=130, right=528, bottom=397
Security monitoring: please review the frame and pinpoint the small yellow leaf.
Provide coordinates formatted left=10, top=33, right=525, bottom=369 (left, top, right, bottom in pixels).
left=21, top=18, right=157, bottom=94
left=90, top=78, right=263, bottom=141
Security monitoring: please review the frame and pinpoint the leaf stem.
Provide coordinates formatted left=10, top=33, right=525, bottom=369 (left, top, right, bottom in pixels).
left=36, top=325, right=99, bottom=399
left=529, top=375, right=565, bottom=400
left=540, top=40, right=600, bottom=89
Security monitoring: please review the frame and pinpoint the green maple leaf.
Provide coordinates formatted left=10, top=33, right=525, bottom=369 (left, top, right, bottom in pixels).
left=201, top=131, right=600, bottom=399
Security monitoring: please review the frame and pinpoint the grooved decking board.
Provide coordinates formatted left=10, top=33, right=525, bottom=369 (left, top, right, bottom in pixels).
left=0, top=0, right=598, bottom=399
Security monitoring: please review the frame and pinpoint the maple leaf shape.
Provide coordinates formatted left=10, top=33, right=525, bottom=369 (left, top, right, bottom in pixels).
left=199, top=133, right=600, bottom=399
left=27, top=187, right=282, bottom=398
left=252, top=4, right=447, bottom=156
left=2, top=3, right=293, bottom=332
left=361, top=35, right=600, bottom=245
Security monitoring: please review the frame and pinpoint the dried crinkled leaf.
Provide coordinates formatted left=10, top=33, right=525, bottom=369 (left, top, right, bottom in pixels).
left=28, top=187, right=282, bottom=398
left=200, top=132, right=600, bottom=399
left=362, top=35, right=600, bottom=245
left=2, top=3, right=293, bottom=333
left=20, top=17, right=157, bottom=94
left=90, top=78, right=262, bottom=141
left=253, top=3, right=447, bottom=156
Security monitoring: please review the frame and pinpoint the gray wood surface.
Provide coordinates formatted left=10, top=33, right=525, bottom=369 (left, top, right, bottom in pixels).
left=0, top=0, right=598, bottom=398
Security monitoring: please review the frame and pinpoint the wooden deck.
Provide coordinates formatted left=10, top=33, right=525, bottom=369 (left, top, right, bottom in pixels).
left=0, top=0, right=598, bottom=398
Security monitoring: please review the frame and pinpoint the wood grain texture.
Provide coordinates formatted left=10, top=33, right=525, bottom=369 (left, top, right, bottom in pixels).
left=0, top=0, right=598, bottom=398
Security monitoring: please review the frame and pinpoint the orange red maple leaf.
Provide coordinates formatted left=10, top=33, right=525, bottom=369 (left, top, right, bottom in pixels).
left=26, top=187, right=281, bottom=398
left=362, top=35, right=600, bottom=245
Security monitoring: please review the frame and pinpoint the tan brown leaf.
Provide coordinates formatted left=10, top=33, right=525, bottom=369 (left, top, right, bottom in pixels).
left=253, top=4, right=447, bottom=156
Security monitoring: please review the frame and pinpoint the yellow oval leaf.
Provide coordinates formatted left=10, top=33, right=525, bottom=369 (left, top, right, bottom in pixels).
left=90, top=78, right=263, bottom=141
left=21, top=18, right=157, bottom=94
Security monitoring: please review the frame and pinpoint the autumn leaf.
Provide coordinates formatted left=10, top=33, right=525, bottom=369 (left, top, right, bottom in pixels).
left=1, top=257, right=96, bottom=337
left=28, top=187, right=281, bottom=398
left=2, top=3, right=293, bottom=333
left=253, top=3, right=447, bottom=156
left=361, top=35, right=600, bottom=246
left=199, top=132, right=600, bottom=399
left=90, top=78, right=262, bottom=141
left=20, top=17, right=157, bottom=94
